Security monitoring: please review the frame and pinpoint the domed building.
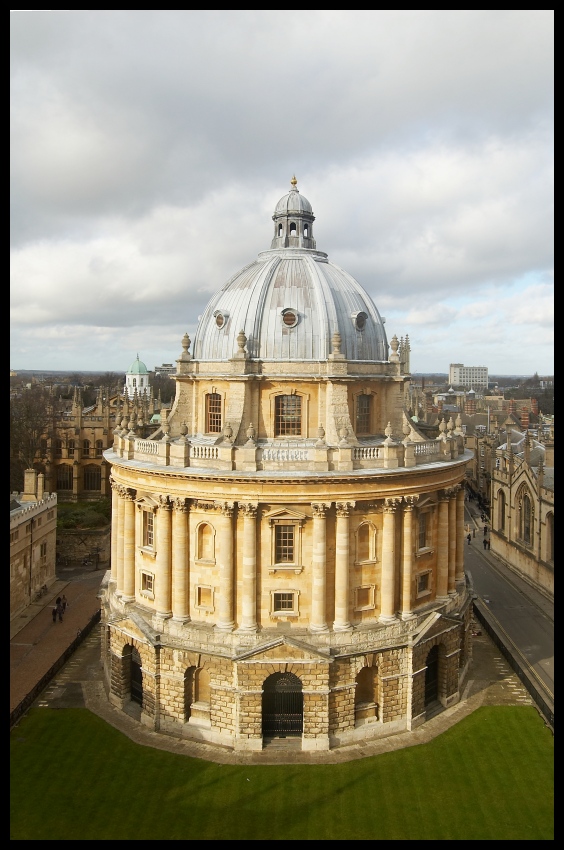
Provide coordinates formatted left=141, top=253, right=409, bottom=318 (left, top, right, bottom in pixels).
left=124, top=354, right=151, bottom=399
left=102, top=179, right=473, bottom=752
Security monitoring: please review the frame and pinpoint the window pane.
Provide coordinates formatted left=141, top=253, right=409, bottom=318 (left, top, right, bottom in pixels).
left=275, top=525, right=294, bottom=562
left=206, top=393, right=222, bottom=433
left=275, top=395, right=301, bottom=436
left=274, top=592, right=294, bottom=611
left=356, top=394, right=371, bottom=433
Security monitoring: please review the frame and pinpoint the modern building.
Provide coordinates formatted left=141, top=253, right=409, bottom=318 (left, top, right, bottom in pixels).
left=10, top=469, right=57, bottom=619
left=449, top=364, right=488, bottom=389
left=102, top=179, right=473, bottom=752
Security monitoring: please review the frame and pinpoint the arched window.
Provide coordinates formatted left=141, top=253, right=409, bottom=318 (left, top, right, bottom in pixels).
left=278, top=223, right=283, bottom=237
left=96, top=440, right=104, bottom=456
left=523, top=494, right=532, bottom=545
left=194, top=668, right=211, bottom=704
left=498, top=490, right=506, bottom=533
left=197, top=523, right=215, bottom=561
left=68, top=439, right=75, bottom=458
left=83, top=464, right=101, bottom=491
left=546, top=513, right=554, bottom=562
left=356, top=522, right=376, bottom=562
left=83, top=440, right=91, bottom=457
left=56, top=464, right=73, bottom=490
left=205, top=393, right=222, bottom=433
left=55, top=439, right=63, bottom=458
left=356, top=394, right=372, bottom=434
left=290, top=222, right=297, bottom=236
left=303, top=224, right=308, bottom=238
left=275, top=395, right=301, bottom=436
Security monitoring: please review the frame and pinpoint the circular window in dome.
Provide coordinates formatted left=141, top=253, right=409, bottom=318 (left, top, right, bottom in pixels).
left=213, top=310, right=228, bottom=328
left=281, top=308, right=299, bottom=328
left=353, top=311, right=368, bottom=331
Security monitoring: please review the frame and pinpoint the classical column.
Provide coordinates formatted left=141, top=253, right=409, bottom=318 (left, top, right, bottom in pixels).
left=122, top=489, right=136, bottom=601
left=216, top=502, right=235, bottom=631
left=436, top=492, right=450, bottom=601
left=333, top=501, right=355, bottom=631
left=401, top=495, right=419, bottom=620
left=448, top=488, right=457, bottom=596
left=455, top=484, right=465, bottom=581
left=237, top=503, right=258, bottom=632
left=155, top=496, right=172, bottom=618
left=115, top=486, right=125, bottom=596
left=380, top=498, right=400, bottom=623
left=110, top=478, right=119, bottom=582
left=171, top=498, right=190, bottom=622
left=310, top=502, right=331, bottom=632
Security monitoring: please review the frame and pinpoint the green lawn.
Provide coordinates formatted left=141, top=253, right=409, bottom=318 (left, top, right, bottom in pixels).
left=10, top=705, right=553, bottom=840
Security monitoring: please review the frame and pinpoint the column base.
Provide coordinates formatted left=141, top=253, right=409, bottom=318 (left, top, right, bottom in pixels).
left=121, top=595, right=135, bottom=604
left=171, top=616, right=191, bottom=624
left=332, top=622, right=353, bottom=632
left=436, top=595, right=450, bottom=604
left=378, top=614, right=397, bottom=624
left=401, top=611, right=416, bottom=621
left=309, top=624, right=329, bottom=633
left=215, top=622, right=234, bottom=632
left=235, top=624, right=258, bottom=634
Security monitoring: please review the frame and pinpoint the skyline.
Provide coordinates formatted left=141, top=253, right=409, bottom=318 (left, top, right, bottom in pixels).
left=10, top=11, right=553, bottom=375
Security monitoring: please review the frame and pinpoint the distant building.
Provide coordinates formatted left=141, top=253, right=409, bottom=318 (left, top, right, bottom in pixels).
left=449, top=363, right=488, bottom=389
left=10, top=469, right=57, bottom=619
left=124, top=355, right=151, bottom=399
left=154, top=363, right=176, bottom=376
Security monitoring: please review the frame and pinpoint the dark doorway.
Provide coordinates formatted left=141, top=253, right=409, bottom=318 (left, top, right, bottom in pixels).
left=262, top=672, right=303, bottom=737
left=424, top=645, right=439, bottom=705
left=130, top=649, right=143, bottom=706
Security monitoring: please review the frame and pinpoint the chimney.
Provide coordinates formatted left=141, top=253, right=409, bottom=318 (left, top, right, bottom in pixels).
left=21, top=468, right=38, bottom=502
left=531, top=398, right=539, bottom=415
left=520, top=408, right=530, bottom=429
left=37, top=473, right=45, bottom=501
left=508, top=399, right=517, bottom=414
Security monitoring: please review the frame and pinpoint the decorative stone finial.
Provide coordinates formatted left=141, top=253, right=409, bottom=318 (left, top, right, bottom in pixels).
left=178, top=332, right=191, bottom=362
left=246, top=423, right=256, bottom=444
left=316, top=424, right=326, bottom=446
left=290, top=175, right=297, bottom=187
left=390, top=335, right=400, bottom=363
left=339, top=426, right=349, bottom=445
left=402, top=419, right=411, bottom=444
left=237, top=330, right=247, bottom=353
left=384, top=422, right=395, bottom=445
left=223, top=423, right=233, bottom=444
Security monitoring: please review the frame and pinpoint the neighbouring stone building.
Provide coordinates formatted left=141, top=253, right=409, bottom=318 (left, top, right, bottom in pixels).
left=101, top=179, right=473, bottom=752
left=10, top=469, right=57, bottom=619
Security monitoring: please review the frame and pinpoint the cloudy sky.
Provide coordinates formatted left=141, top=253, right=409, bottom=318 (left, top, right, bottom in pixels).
left=10, top=10, right=553, bottom=376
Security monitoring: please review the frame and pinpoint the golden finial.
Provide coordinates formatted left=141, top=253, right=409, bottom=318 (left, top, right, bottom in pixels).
left=290, top=175, right=297, bottom=187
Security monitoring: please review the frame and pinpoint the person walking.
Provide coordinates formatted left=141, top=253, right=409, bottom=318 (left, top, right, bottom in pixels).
left=467, top=533, right=472, bottom=545
left=61, top=594, right=68, bottom=613
left=483, top=537, right=487, bottom=550
left=52, top=604, right=57, bottom=624
left=486, top=538, right=491, bottom=550
left=56, top=600, right=64, bottom=622
left=483, top=525, right=488, bottom=536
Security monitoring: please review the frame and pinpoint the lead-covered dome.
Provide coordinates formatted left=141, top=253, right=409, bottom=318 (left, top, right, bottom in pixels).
left=127, top=354, right=148, bottom=375
left=192, top=180, right=388, bottom=363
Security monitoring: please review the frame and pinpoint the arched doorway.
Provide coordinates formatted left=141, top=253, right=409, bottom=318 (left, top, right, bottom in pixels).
left=262, top=672, right=303, bottom=737
left=424, top=645, right=439, bottom=706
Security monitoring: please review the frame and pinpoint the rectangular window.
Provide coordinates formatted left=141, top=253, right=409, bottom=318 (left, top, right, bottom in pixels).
left=356, top=394, right=371, bottom=434
left=142, top=511, right=154, bottom=548
left=141, top=571, right=154, bottom=596
left=206, top=393, right=222, bottom=433
left=197, top=586, right=213, bottom=608
left=40, top=542, right=47, bottom=557
left=273, top=592, right=295, bottom=613
left=47, top=510, right=54, bottom=520
left=275, top=395, right=301, bottom=436
left=417, top=572, right=431, bottom=597
left=10, top=530, right=19, bottom=543
left=418, top=513, right=427, bottom=550
left=275, top=525, right=294, bottom=562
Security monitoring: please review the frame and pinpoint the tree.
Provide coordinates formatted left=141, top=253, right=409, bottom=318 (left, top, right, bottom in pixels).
left=10, top=386, right=55, bottom=492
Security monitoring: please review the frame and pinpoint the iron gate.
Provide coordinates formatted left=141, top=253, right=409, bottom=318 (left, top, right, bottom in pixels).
left=424, top=645, right=439, bottom=705
left=131, top=660, right=143, bottom=705
left=262, top=672, right=303, bottom=736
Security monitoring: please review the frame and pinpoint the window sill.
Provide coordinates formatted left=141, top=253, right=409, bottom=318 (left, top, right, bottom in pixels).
left=270, top=611, right=298, bottom=618
left=415, top=547, right=434, bottom=558
left=140, top=590, right=154, bottom=600
left=139, top=547, right=157, bottom=559
left=269, top=565, right=303, bottom=574
left=416, top=589, right=432, bottom=599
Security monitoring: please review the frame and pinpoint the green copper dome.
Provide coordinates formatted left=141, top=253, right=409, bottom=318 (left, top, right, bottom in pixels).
left=128, top=354, right=149, bottom=375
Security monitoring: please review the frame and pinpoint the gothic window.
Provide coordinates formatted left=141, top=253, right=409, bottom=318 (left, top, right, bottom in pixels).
left=68, top=440, right=75, bottom=458
left=83, top=464, right=101, bottom=491
left=206, top=393, right=222, bottom=433
left=498, top=490, right=506, bottom=533
left=96, top=440, right=104, bottom=456
left=55, top=440, right=63, bottom=458
left=83, top=440, right=91, bottom=457
left=356, top=394, right=372, bottom=434
left=275, top=395, right=301, bottom=436
left=523, top=495, right=532, bottom=545
left=56, top=464, right=73, bottom=490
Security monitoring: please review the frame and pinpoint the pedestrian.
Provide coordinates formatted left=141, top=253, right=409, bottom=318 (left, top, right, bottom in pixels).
left=483, top=525, right=488, bottom=536
left=61, top=594, right=68, bottom=612
left=56, top=601, right=64, bottom=622
left=467, top=533, right=472, bottom=545
left=52, top=605, right=57, bottom=623
left=483, top=538, right=487, bottom=550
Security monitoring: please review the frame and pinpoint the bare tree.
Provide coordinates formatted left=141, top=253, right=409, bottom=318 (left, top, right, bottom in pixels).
left=10, top=385, right=55, bottom=492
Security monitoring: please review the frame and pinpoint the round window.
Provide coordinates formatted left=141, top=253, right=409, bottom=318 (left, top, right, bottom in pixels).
left=215, top=313, right=225, bottom=328
left=281, top=309, right=298, bottom=328
left=354, top=312, right=368, bottom=331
